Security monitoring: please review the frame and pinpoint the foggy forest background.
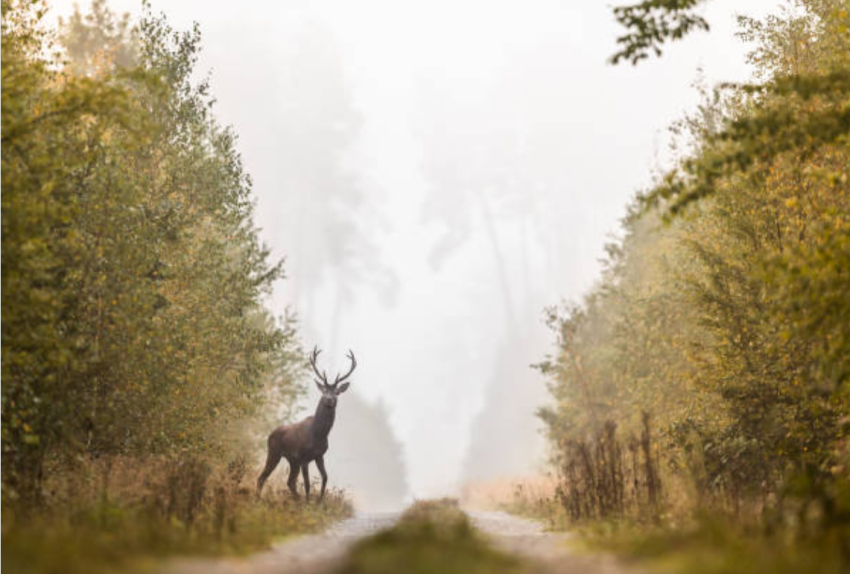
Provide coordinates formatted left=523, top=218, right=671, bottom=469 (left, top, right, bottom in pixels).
left=28, top=0, right=787, bottom=504
left=3, top=0, right=849, bottom=573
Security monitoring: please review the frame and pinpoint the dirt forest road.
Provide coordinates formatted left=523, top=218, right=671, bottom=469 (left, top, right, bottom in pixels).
left=158, top=512, right=399, bottom=574
left=469, top=511, right=646, bottom=574
left=159, top=509, right=643, bottom=574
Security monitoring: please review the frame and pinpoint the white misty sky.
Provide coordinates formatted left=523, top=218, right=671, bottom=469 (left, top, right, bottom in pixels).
left=52, top=0, right=783, bottom=497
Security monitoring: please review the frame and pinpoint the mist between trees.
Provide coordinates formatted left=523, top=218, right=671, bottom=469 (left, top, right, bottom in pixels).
left=3, top=0, right=850, bottom=573
left=526, top=1, right=849, bottom=569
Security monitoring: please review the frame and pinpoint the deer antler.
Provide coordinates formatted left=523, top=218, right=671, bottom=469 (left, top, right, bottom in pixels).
left=333, top=349, right=357, bottom=387
left=309, top=346, right=329, bottom=388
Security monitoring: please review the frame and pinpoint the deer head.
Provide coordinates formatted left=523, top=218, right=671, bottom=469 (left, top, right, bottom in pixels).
left=309, top=346, right=355, bottom=410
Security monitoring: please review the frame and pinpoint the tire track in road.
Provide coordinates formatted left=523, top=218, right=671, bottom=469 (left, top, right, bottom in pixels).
left=157, top=512, right=399, bottom=574
left=159, top=508, right=645, bottom=574
left=469, top=510, right=647, bottom=574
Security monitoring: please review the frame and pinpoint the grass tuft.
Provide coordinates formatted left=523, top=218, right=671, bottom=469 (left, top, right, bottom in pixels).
left=334, top=498, right=527, bottom=574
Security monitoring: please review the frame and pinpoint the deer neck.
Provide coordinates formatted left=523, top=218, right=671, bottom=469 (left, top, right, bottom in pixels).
left=311, top=402, right=336, bottom=440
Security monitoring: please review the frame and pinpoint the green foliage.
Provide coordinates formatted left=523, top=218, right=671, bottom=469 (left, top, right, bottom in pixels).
left=643, top=3, right=850, bottom=214
left=2, top=1, right=343, bottom=570
left=611, top=0, right=711, bottom=65
left=58, top=0, right=137, bottom=76
left=540, top=0, right=850, bottom=562
left=3, top=0, right=146, bottom=501
left=335, top=499, right=526, bottom=574
left=2, top=0, right=304, bottom=504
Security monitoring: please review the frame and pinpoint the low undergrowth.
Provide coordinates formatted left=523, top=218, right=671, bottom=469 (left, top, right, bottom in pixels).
left=498, top=469, right=850, bottom=574
left=2, top=456, right=354, bottom=574
left=500, top=480, right=571, bottom=531
left=579, top=515, right=849, bottom=574
left=498, top=467, right=850, bottom=574
left=334, top=498, right=526, bottom=574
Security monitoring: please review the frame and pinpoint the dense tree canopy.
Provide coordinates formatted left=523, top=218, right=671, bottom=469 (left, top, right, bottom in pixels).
left=540, top=0, right=849, bottom=536
left=2, top=0, right=304, bottom=503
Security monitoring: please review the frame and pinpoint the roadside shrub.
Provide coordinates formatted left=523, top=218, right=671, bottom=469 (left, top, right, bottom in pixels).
left=555, top=415, right=662, bottom=523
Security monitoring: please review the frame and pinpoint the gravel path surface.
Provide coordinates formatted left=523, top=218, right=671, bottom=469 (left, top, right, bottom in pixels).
left=158, top=509, right=644, bottom=574
left=157, top=512, right=398, bottom=574
left=469, top=510, right=647, bottom=574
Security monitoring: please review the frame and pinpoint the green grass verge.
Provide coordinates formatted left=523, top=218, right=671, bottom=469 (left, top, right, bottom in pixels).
left=577, top=516, right=849, bottom=574
left=334, top=498, right=527, bottom=574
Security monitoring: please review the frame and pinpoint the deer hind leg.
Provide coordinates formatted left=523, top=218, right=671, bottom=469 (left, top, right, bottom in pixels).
left=316, top=456, right=328, bottom=502
left=256, top=447, right=282, bottom=496
left=301, top=462, right=311, bottom=502
left=286, top=460, right=300, bottom=499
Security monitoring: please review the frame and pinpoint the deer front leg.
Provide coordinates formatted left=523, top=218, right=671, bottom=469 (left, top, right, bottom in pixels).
left=286, top=461, right=300, bottom=499
left=301, top=462, right=311, bottom=502
left=316, top=456, right=328, bottom=502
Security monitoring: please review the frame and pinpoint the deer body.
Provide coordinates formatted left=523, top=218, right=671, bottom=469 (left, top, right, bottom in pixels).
left=256, top=347, right=355, bottom=501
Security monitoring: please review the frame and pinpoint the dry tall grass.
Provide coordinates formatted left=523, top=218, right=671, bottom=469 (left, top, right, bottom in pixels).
left=3, top=454, right=354, bottom=574
left=460, top=475, right=558, bottom=511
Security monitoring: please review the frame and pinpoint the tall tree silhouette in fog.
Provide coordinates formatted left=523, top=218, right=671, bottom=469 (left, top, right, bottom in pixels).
left=241, top=19, right=407, bottom=504
left=327, top=394, right=408, bottom=510
left=267, top=21, right=397, bottom=331
left=415, top=69, right=579, bottom=480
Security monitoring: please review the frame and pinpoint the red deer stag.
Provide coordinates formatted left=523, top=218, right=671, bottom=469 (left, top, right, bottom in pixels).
left=256, top=346, right=356, bottom=501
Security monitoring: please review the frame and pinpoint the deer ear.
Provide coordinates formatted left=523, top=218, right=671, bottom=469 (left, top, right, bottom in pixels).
left=335, top=382, right=350, bottom=395
left=315, top=379, right=326, bottom=393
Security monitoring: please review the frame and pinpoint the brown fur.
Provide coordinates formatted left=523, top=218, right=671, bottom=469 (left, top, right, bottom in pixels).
left=256, top=347, right=355, bottom=502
